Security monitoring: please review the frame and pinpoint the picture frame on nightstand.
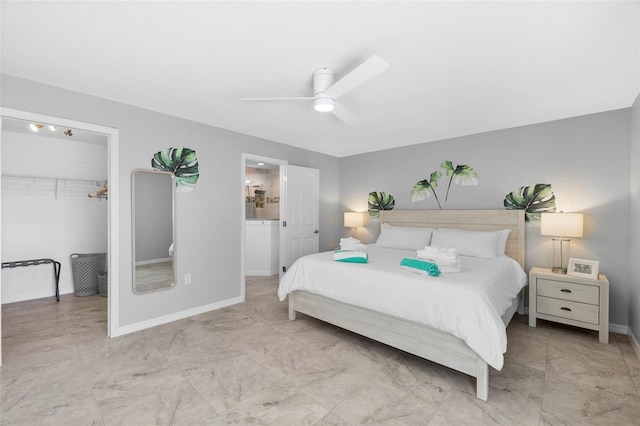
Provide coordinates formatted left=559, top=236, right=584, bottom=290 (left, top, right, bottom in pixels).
left=567, top=258, right=600, bottom=280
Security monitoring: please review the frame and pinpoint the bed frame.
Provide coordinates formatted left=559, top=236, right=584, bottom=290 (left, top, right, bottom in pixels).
left=287, top=209, right=526, bottom=401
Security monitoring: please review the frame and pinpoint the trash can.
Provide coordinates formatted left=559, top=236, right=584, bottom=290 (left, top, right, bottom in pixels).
left=97, top=271, right=108, bottom=297
left=70, top=253, right=106, bottom=296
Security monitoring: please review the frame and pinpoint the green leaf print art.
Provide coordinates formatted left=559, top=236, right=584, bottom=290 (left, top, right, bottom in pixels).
left=504, top=184, right=556, bottom=221
left=412, top=160, right=477, bottom=209
left=441, top=161, right=479, bottom=202
left=411, top=171, right=443, bottom=209
left=368, top=191, right=395, bottom=218
left=151, top=147, right=200, bottom=193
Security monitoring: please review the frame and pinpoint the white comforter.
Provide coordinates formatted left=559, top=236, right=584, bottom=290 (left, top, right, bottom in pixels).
left=278, top=245, right=527, bottom=370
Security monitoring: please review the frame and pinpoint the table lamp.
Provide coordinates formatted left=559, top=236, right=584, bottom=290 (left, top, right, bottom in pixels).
left=540, top=212, right=583, bottom=273
left=344, top=212, right=365, bottom=238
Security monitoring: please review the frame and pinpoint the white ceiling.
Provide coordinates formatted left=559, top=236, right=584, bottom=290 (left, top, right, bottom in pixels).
left=2, top=1, right=639, bottom=157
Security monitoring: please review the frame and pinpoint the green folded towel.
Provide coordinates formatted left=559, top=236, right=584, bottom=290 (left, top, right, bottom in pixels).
left=400, top=258, right=441, bottom=277
left=333, top=250, right=368, bottom=263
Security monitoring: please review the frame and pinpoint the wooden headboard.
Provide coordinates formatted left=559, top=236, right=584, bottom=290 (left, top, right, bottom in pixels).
left=379, top=210, right=525, bottom=268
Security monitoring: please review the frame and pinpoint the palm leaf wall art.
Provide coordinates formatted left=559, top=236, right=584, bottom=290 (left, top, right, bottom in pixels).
left=411, top=171, right=443, bottom=208
left=411, top=161, right=478, bottom=209
left=368, top=191, right=395, bottom=218
left=441, top=161, right=479, bottom=202
left=504, top=184, right=556, bottom=221
left=151, top=147, right=200, bottom=193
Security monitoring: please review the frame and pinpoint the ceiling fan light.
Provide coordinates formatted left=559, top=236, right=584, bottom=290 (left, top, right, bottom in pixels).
left=314, top=97, right=334, bottom=112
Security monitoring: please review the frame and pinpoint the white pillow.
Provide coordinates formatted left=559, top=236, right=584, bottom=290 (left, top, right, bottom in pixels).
left=431, top=228, right=511, bottom=259
left=496, top=229, right=511, bottom=255
left=376, top=223, right=434, bottom=250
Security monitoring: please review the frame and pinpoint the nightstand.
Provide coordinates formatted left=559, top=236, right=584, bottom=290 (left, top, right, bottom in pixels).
left=529, top=267, right=609, bottom=343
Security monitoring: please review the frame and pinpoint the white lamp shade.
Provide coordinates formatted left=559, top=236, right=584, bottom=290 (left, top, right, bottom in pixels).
left=344, top=212, right=364, bottom=228
left=540, top=213, right=583, bottom=238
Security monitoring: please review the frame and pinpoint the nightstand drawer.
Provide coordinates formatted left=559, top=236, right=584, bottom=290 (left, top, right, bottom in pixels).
left=537, top=296, right=599, bottom=324
left=537, top=279, right=599, bottom=305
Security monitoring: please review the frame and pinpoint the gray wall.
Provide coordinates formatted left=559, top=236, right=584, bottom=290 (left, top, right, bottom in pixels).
left=4, top=73, right=636, bottom=332
left=134, top=171, right=173, bottom=262
left=1, top=74, right=340, bottom=327
left=630, top=93, right=640, bottom=340
left=340, top=110, right=632, bottom=327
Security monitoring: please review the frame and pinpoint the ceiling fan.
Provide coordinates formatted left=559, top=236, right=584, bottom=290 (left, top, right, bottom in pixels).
left=241, top=55, right=389, bottom=125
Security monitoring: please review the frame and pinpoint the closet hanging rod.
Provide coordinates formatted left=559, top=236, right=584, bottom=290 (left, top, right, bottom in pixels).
left=1, top=173, right=107, bottom=185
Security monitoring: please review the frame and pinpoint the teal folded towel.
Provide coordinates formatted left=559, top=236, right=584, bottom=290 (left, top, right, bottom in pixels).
left=400, top=258, right=441, bottom=277
left=333, top=250, right=368, bottom=263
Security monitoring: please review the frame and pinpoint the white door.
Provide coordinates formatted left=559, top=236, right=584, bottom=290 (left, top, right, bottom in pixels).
left=280, top=165, right=319, bottom=278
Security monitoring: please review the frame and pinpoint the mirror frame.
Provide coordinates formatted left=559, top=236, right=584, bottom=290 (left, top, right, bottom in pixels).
left=131, top=168, right=176, bottom=294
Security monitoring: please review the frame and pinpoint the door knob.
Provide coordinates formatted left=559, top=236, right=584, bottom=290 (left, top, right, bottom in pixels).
left=313, top=229, right=319, bottom=234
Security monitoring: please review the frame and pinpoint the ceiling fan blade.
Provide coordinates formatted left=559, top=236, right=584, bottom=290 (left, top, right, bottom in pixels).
left=325, top=55, right=389, bottom=99
left=241, top=97, right=314, bottom=102
left=331, top=102, right=359, bottom=125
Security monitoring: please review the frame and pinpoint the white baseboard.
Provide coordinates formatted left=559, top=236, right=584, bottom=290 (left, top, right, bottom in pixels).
left=111, top=295, right=244, bottom=337
left=1, top=286, right=74, bottom=304
left=609, top=323, right=628, bottom=334
left=245, top=270, right=278, bottom=276
left=136, top=257, right=172, bottom=266
left=629, top=329, right=640, bottom=361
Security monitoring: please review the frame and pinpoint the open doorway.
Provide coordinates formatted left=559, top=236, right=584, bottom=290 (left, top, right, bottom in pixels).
left=240, top=154, right=320, bottom=303
left=0, top=108, right=119, bottom=365
left=245, top=161, right=280, bottom=276
left=240, top=154, right=287, bottom=300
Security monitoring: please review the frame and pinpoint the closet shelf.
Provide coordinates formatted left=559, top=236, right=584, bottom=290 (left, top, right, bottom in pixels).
left=2, top=173, right=106, bottom=185
left=1, top=174, right=108, bottom=200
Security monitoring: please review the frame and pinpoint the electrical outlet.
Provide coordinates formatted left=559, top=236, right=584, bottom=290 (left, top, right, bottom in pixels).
left=184, top=273, right=192, bottom=285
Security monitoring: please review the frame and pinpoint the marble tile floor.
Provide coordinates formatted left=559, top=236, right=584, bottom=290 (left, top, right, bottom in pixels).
left=2, top=276, right=640, bottom=425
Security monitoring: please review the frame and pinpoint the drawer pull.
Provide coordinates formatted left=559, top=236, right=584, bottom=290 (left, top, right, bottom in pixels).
left=560, top=307, right=572, bottom=312
left=560, top=289, right=572, bottom=293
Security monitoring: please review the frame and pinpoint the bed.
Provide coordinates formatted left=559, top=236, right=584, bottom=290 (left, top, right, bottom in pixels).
left=279, top=209, right=526, bottom=401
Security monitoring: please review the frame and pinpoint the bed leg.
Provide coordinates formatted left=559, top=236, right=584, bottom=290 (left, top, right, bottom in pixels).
left=476, top=358, right=489, bottom=401
left=517, top=289, right=525, bottom=315
left=288, top=297, right=296, bottom=321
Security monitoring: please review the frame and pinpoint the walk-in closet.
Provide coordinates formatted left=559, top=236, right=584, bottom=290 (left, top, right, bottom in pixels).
left=1, top=118, right=108, bottom=304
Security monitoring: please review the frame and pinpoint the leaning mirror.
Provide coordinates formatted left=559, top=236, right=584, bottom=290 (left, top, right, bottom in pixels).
left=132, top=169, right=176, bottom=293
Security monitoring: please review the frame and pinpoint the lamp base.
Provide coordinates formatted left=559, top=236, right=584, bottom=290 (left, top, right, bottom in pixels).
left=551, top=237, right=571, bottom=274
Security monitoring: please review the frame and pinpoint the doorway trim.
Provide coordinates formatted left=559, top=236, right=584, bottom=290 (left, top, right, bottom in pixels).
left=0, top=107, right=120, bottom=341
left=241, top=153, right=287, bottom=298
